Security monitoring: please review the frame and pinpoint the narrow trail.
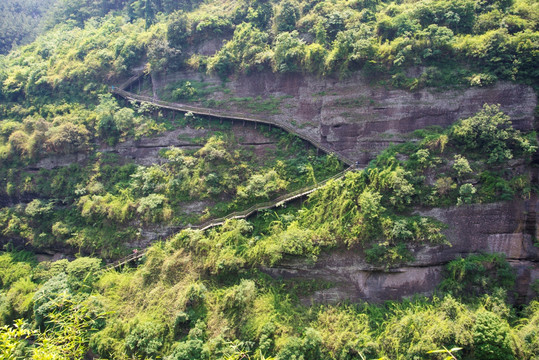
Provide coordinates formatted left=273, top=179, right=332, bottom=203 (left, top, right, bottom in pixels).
left=112, top=72, right=353, bottom=166
left=104, top=72, right=357, bottom=271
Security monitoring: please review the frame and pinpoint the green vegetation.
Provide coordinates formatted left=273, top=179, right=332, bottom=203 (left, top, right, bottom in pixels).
left=0, top=112, right=342, bottom=257
left=0, top=0, right=57, bottom=54
left=1, top=102, right=536, bottom=358
left=0, top=247, right=538, bottom=359
left=3, top=103, right=533, bottom=261
left=195, top=0, right=537, bottom=89
left=0, top=0, right=537, bottom=358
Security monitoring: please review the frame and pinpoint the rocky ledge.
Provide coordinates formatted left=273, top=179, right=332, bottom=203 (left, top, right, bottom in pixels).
left=33, top=122, right=279, bottom=170
left=263, top=199, right=539, bottom=304
left=155, top=70, right=537, bottom=165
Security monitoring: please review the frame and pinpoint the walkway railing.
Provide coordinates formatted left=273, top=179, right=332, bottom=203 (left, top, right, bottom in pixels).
left=102, top=166, right=354, bottom=271
left=102, top=72, right=358, bottom=271
left=117, top=72, right=145, bottom=91
left=111, top=78, right=353, bottom=166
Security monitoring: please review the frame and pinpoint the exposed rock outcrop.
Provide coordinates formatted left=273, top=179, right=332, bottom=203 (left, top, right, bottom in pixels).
left=154, top=70, right=537, bottom=165
left=263, top=199, right=539, bottom=304
left=28, top=69, right=539, bottom=303
left=34, top=123, right=278, bottom=170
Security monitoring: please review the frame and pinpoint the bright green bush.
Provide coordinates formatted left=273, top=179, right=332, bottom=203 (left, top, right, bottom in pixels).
left=315, top=307, right=377, bottom=359
left=439, top=253, right=516, bottom=297
left=472, top=311, right=515, bottom=360
left=125, top=320, right=166, bottom=359
left=516, top=301, right=539, bottom=358
left=452, top=104, right=537, bottom=163
left=457, top=183, right=476, bottom=205
left=273, top=31, right=306, bottom=73
left=32, top=273, right=71, bottom=328
left=276, top=328, right=323, bottom=360
left=236, top=169, right=288, bottom=201
left=66, top=257, right=102, bottom=292
left=172, top=81, right=198, bottom=100
left=5, top=277, right=38, bottom=320
left=0, top=252, right=34, bottom=290
left=453, top=154, right=472, bottom=178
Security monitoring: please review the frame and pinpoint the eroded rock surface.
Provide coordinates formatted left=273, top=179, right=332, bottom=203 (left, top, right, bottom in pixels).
left=263, top=199, right=539, bottom=304
left=155, top=70, right=536, bottom=165
left=34, top=123, right=278, bottom=170
left=28, top=69, right=539, bottom=303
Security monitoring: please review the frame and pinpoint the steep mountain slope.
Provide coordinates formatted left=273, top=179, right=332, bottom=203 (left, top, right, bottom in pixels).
left=0, top=0, right=538, bottom=358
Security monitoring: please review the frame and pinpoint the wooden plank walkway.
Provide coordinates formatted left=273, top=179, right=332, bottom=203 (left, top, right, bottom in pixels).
left=103, top=73, right=358, bottom=271
left=111, top=74, right=353, bottom=166
left=101, top=166, right=354, bottom=271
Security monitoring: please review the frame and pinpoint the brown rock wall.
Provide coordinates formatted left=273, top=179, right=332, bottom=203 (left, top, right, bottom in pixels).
left=33, top=123, right=278, bottom=169
left=155, top=71, right=537, bottom=165
left=263, top=199, right=539, bottom=304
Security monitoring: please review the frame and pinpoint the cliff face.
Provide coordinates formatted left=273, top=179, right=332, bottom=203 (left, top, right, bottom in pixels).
left=154, top=70, right=537, bottom=165
left=34, top=123, right=278, bottom=170
left=31, top=69, right=539, bottom=303
left=149, top=71, right=539, bottom=304
left=148, top=71, right=539, bottom=304
left=263, top=198, right=539, bottom=304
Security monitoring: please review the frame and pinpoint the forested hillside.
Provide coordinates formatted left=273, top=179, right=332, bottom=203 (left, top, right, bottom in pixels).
left=0, top=0, right=57, bottom=54
left=0, top=0, right=538, bottom=358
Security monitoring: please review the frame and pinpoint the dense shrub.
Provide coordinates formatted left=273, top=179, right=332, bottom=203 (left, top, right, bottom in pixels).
left=66, top=257, right=102, bottom=292
left=32, top=273, right=71, bottom=328
left=125, top=320, right=166, bottom=359
left=452, top=104, right=536, bottom=163
left=439, top=253, right=516, bottom=297
left=472, top=311, right=515, bottom=360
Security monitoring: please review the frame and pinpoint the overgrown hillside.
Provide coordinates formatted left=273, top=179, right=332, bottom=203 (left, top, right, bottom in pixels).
left=0, top=0, right=57, bottom=54
left=0, top=0, right=538, bottom=359
left=1, top=109, right=538, bottom=358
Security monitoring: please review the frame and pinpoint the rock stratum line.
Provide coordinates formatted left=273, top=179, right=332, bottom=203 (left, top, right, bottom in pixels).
left=112, top=73, right=354, bottom=166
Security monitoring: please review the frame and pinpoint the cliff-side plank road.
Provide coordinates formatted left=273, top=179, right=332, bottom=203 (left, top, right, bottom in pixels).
left=107, top=73, right=355, bottom=269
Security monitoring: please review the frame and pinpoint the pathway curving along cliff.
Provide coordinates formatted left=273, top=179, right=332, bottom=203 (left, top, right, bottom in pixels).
left=102, top=165, right=352, bottom=271
left=111, top=72, right=354, bottom=166
left=105, top=73, right=357, bottom=270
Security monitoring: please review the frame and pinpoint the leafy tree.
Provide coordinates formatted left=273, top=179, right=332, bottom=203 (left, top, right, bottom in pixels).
left=452, top=154, right=472, bottom=178
left=435, top=177, right=455, bottom=195
left=413, top=0, right=477, bottom=34
left=125, top=320, right=165, bottom=359
left=439, top=253, right=516, bottom=297
left=208, top=22, right=271, bottom=75
left=96, top=94, right=120, bottom=141
left=167, top=11, right=190, bottom=49
left=8, top=131, right=30, bottom=156
left=0, top=0, right=56, bottom=54
left=274, top=0, right=300, bottom=32
left=417, top=24, right=455, bottom=59
left=452, top=104, right=536, bottom=163
left=66, top=257, right=102, bottom=292
left=114, top=107, right=136, bottom=135
left=244, top=0, right=274, bottom=29
left=457, top=183, right=476, bottom=205
left=32, top=273, right=71, bottom=328
left=273, top=31, right=305, bottom=73
left=472, top=311, right=515, bottom=360
left=0, top=319, right=35, bottom=359
left=172, top=81, right=197, bottom=100
left=326, top=12, right=346, bottom=41
left=45, top=123, right=90, bottom=154
left=237, top=169, right=288, bottom=201
left=33, top=296, right=104, bottom=359
left=146, top=33, right=182, bottom=73
left=276, top=328, right=323, bottom=360
left=137, top=193, right=172, bottom=223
